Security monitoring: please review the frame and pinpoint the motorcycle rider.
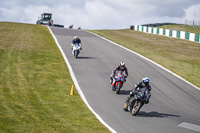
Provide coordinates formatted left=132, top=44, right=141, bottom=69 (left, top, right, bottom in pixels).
left=71, top=36, right=82, bottom=54
left=125, top=77, right=151, bottom=104
left=71, top=36, right=82, bottom=47
left=110, top=62, right=128, bottom=86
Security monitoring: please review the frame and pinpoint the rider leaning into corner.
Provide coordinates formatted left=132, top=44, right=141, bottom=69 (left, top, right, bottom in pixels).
left=71, top=36, right=82, bottom=49
left=110, top=62, right=128, bottom=86
left=126, top=77, right=151, bottom=104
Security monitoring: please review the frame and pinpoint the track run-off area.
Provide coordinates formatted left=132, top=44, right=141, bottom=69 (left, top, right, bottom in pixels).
left=48, top=26, right=200, bottom=133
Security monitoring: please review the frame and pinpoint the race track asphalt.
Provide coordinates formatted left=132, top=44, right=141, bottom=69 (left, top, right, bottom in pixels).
left=50, top=27, right=200, bottom=133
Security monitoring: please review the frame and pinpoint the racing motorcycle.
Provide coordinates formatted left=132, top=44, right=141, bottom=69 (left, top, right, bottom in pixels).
left=123, top=87, right=147, bottom=116
left=72, top=43, right=81, bottom=58
left=112, top=71, right=125, bottom=94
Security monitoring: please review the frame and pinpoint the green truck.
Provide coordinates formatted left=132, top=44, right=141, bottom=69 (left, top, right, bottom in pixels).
left=36, top=13, right=64, bottom=28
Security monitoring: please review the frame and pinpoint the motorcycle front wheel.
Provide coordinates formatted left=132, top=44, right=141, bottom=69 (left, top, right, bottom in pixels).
left=74, top=50, right=79, bottom=58
left=123, top=102, right=128, bottom=111
left=131, top=101, right=142, bottom=116
left=116, top=83, right=122, bottom=94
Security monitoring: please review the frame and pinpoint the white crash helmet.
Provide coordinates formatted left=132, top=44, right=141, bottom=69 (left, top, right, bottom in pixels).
left=74, top=36, right=78, bottom=40
left=120, top=62, right=125, bottom=69
left=142, top=77, right=150, bottom=85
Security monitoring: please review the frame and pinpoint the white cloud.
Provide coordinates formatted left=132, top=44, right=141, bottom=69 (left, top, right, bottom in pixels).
left=0, top=0, right=200, bottom=29
left=184, top=4, right=200, bottom=20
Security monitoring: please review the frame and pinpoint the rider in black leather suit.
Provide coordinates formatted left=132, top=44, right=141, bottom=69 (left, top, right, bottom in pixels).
left=126, top=77, right=151, bottom=104
left=110, top=62, right=128, bottom=85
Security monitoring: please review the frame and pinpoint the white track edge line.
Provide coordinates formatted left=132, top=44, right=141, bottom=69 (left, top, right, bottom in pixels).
left=178, top=122, right=200, bottom=132
left=47, top=26, right=117, bottom=133
left=87, top=31, right=200, bottom=91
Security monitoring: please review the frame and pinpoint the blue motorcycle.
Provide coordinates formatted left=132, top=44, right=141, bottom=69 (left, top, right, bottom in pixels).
left=123, top=87, right=147, bottom=116
left=112, top=71, right=125, bottom=94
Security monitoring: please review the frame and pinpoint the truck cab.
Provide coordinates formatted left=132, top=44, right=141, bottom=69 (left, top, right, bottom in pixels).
left=36, top=13, right=53, bottom=26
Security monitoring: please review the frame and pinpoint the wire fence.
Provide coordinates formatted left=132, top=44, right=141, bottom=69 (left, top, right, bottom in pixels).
left=185, top=20, right=200, bottom=29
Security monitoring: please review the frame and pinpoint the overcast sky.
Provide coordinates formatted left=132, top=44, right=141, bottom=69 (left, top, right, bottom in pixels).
left=0, top=0, right=200, bottom=29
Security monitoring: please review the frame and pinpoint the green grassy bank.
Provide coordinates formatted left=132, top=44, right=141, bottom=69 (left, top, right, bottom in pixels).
left=89, top=27, right=200, bottom=88
left=0, top=22, right=109, bottom=133
left=158, top=24, right=200, bottom=34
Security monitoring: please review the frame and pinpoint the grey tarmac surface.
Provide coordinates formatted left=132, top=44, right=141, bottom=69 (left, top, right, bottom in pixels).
left=50, top=27, right=200, bottom=133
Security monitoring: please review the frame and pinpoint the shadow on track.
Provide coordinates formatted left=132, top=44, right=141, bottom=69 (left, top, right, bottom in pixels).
left=137, top=111, right=180, bottom=118
left=118, top=90, right=131, bottom=95
left=77, top=56, right=96, bottom=59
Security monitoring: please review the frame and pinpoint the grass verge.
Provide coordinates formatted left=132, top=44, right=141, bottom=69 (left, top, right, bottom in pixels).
left=89, top=28, right=200, bottom=88
left=0, top=22, right=110, bottom=133
left=158, top=24, right=200, bottom=34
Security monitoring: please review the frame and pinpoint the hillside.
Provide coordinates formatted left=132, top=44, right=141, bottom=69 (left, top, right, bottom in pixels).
left=0, top=22, right=109, bottom=133
left=158, top=24, right=200, bottom=34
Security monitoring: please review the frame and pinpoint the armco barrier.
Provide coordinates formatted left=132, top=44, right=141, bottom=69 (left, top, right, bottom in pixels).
left=177, top=31, right=180, bottom=38
left=163, top=29, right=166, bottom=35
left=180, top=31, right=185, bottom=39
left=133, top=25, right=200, bottom=43
left=170, top=30, right=173, bottom=37
left=185, top=32, right=190, bottom=40
left=172, top=30, right=176, bottom=38
left=195, top=34, right=200, bottom=42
